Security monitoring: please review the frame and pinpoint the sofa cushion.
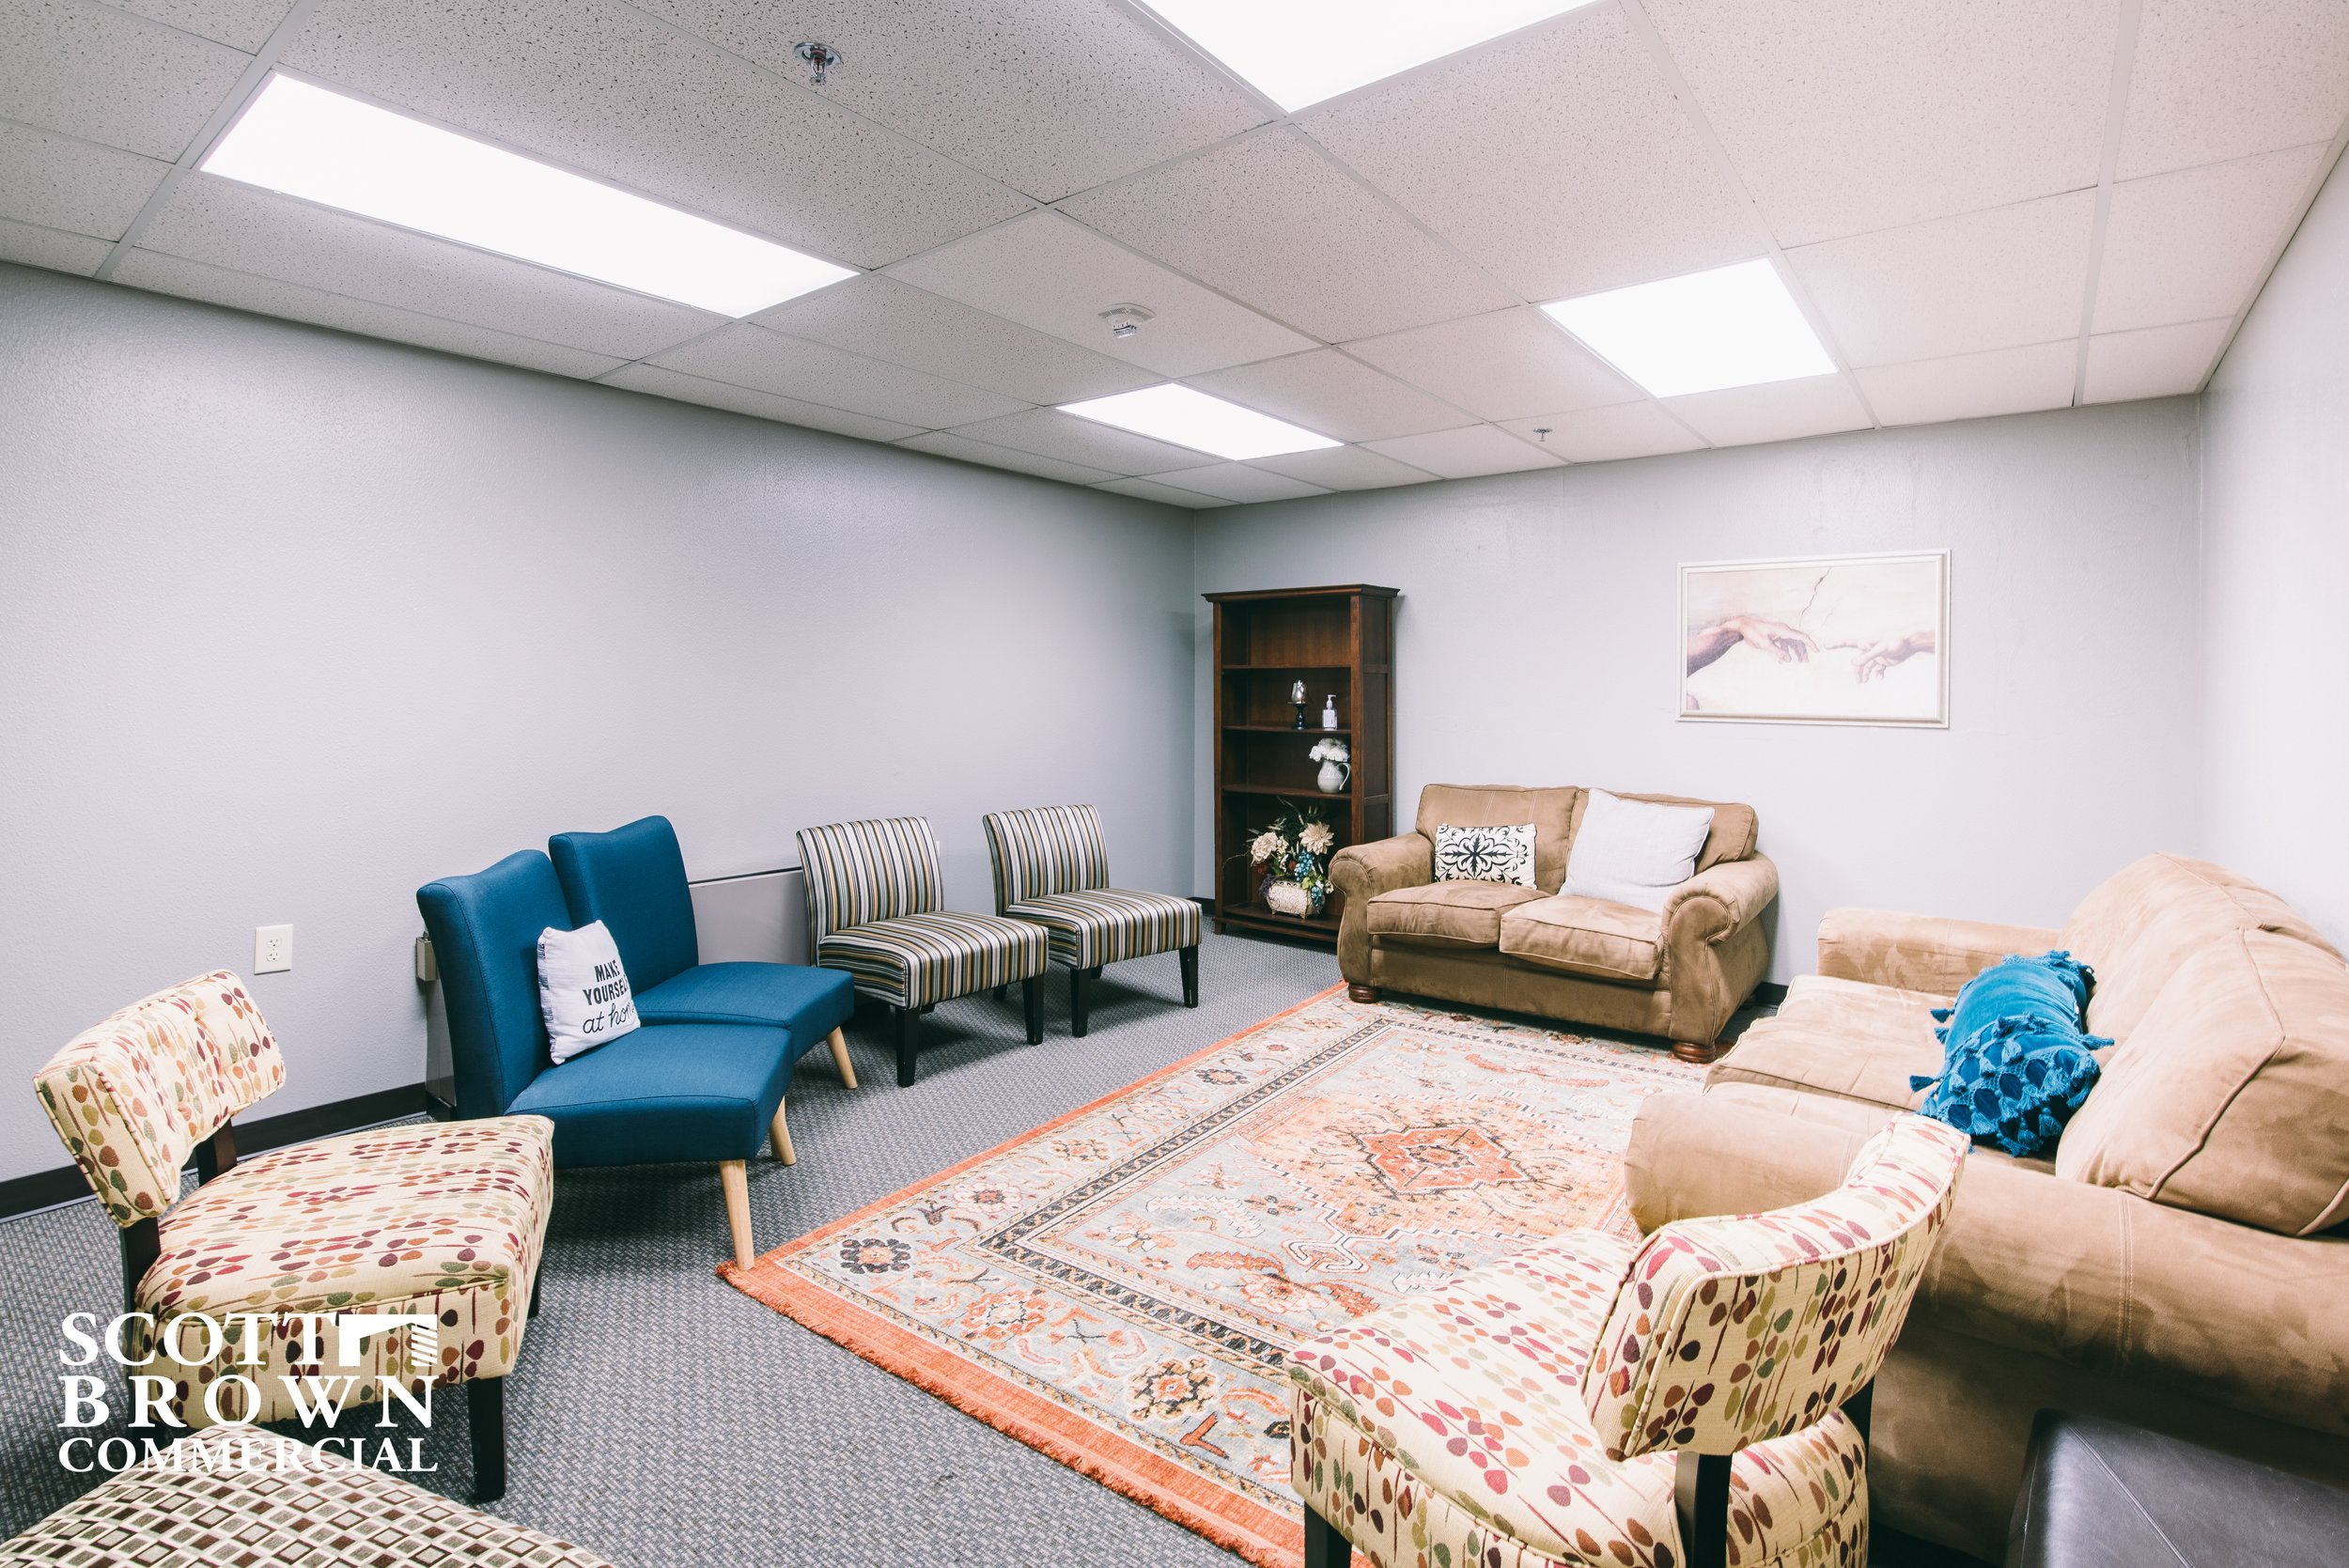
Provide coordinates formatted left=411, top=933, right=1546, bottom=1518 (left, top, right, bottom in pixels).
left=635, top=960, right=855, bottom=1054
left=506, top=1019, right=792, bottom=1167
left=1497, top=894, right=1664, bottom=983
left=1710, top=974, right=1944, bottom=1109
left=1414, top=784, right=1580, bottom=891
left=1366, top=879, right=1546, bottom=948
left=2057, top=929, right=2349, bottom=1236
left=1611, top=789, right=1758, bottom=872
left=2061, top=853, right=2340, bottom=1041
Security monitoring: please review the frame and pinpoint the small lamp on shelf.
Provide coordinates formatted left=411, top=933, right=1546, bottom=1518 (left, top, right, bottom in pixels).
left=1291, top=678, right=1307, bottom=730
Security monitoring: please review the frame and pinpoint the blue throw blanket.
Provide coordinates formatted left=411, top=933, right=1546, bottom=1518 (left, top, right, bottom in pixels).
left=1911, top=951, right=2110, bottom=1157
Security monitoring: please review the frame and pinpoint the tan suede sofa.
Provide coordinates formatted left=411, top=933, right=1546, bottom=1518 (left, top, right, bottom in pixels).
left=1626, top=853, right=2349, bottom=1561
left=1330, top=784, right=1776, bottom=1056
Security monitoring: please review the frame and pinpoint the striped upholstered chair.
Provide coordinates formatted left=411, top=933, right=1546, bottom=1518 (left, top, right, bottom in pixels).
left=797, top=815, right=1049, bottom=1087
left=983, top=803, right=1201, bottom=1037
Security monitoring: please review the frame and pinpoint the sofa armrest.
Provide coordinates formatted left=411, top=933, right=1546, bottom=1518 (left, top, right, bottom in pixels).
left=1330, top=833, right=1432, bottom=985
left=1665, top=855, right=1779, bottom=946
left=1816, top=908, right=2061, bottom=996
left=1628, top=1092, right=2349, bottom=1439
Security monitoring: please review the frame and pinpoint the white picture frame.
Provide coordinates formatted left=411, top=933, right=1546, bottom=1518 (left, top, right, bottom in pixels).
left=1678, top=550, right=1950, bottom=726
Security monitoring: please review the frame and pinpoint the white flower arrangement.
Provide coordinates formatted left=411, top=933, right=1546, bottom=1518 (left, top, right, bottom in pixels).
left=1307, top=737, right=1349, bottom=766
left=1299, top=822, right=1335, bottom=856
left=1250, top=830, right=1289, bottom=864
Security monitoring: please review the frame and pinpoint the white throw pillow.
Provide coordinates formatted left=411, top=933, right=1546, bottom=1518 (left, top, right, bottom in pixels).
left=1560, top=790, right=1717, bottom=912
left=1433, top=822, right=1537, bottom=887
left=537, top=920, right=639, bottom=1064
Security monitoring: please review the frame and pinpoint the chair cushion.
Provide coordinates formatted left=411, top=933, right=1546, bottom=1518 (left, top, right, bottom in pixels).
left=138, top=1117, right=552, bottom=1428
left=1366, top=880, right=1547, bottom=948
left=548, top=815, right=700, bottom=993
left=636, top=961, right=855, bottom=1054
left=817, top=911, right=1049, bottom=1009
left=1, top=1423, right=612, bottom=1565
left=1289, top=1229, right=1866, bottom=1568
left=506, top=1020, right=792, bottom=1167
left=1498, top=894, right=1666, bottom=983
left=1003, top=888, right=1201, bottom=970
left=984, top=803, right=1111, bottom=907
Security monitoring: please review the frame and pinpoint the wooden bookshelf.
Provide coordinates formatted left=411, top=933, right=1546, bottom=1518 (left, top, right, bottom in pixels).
left=1203, top=584, right=1399, bottom=946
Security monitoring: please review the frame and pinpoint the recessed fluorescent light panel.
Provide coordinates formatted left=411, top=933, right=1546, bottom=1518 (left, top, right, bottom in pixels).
left=1143, top=0, right=1600, bottom=111
left=1540, top=259, right=1837, bottom=398
left=1060, top=385, right=1341, bottom=460
left=202, top=74, right=855, bottom=317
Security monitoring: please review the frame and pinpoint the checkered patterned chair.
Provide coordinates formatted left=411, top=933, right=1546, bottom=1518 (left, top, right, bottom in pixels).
left=797, top=815, right=1049, bottom=1087
left=31, top=971, right=552, bottom=1502
left=983, top=803, right=1201, bottom=1037
left=0, top=1423, right=610, bottom=1565
left=1288, top=1113, right=1969, bottom=1568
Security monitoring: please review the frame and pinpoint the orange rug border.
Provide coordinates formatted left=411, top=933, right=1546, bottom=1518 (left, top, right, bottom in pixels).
left=721, top=985, right=1353, bottom=1567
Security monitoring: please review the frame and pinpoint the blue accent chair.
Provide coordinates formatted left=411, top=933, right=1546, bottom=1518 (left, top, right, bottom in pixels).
left=547, top=815, right=860, bottom=1094
left=416, top=848, right=795, bottom=1269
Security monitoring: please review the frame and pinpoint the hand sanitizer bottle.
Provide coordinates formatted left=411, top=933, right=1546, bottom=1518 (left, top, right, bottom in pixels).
left=1321, top=694, right=1339, bottom=730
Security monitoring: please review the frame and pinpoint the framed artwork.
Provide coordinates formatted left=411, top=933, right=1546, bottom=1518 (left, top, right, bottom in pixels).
left=1679, top=550, right=1950, bottom=726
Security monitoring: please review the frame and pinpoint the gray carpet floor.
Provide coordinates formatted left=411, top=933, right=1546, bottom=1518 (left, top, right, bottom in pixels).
left=0, top=934, right=1961, bottom=1566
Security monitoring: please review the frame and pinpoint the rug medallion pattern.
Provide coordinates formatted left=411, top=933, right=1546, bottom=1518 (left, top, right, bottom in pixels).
left=727, top=988, right=1703, bottom=1566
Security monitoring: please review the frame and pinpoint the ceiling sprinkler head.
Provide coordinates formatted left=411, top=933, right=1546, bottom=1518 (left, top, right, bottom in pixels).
left=1099, top=303, right=1155, bottom=340
left=1532, top=427, right=1553, bottom=442
left=795, top=42, right=842, bottom=86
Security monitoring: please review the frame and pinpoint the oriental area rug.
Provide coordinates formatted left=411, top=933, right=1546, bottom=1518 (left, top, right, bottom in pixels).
left=723, top=987, right=1703, bottom=1568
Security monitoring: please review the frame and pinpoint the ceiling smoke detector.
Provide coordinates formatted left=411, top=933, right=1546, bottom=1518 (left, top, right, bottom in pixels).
left=1099, top=303, right=1155, bottom=340
left=795, top=42, right=842, bottom=85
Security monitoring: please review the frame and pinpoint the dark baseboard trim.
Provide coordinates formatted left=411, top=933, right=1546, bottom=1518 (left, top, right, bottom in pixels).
left=1754, top=981, right=1789, bottom=1005
left=0, top=1082, right=430, bottom=1223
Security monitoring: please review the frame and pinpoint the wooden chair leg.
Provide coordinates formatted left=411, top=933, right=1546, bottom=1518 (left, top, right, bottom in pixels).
left=1303, top=1502, right=1352, bottom=1568
left=468, top=1375, right=506, bottom=1503
left=719, top=1159, right=754, bottom=1270
left=1179, top=944, right=1200, bottom=1007
left=1022, top=975, right=1044, bottom=1045
left=826, top=1026, right=858, bottom=1090
left=526, top=1280, right=540, bottom=1319
left=769, top=1098, right=796, bottom=1165
left=1070, top=965, right=1092, bottom=1038
left=1673, top=1451, right=1732, bottom=1568
left=991, top=984, right=1007, bottom=1001
left=896, top=1005, right=921, bottom=1087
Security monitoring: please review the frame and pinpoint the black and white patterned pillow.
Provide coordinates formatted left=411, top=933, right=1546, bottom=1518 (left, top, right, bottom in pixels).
left=1432, top=822, right=1536, bottom=886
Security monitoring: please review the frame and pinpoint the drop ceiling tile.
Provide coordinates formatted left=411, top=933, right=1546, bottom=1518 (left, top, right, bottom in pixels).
left=111, top=249, right=630, bottom=377
left=1496, top=403, right=1705, bottom=463
left=752, top=273, right=1151, bottom=406
left=2118, top=0, right=2349, bottom=179
left=0, top=0, right=252, bottom=161
left=282, top=0, right=1028, bottom=269
left=1299, top=6, right=1752, bottom=301
left=112, top=0, right=295, bottom=51
left=0, top=216, right=110, bottom=273
left=1060, top=128, right=1517, bottom=341
left=1344, top=307, right=1641, bottom=422
left=0, top=122, right=168, bottom=239
left=944, top=408, right=1211, bottom=474
left=140, top=174, right=723, bottom=358
left=1789, top=191, right=2094, bottom=365
left=1143, top=463, right=1330, bottom=503
left=1662, top=375, right=1873, bottom=447
left=1183, top=350, right=1463, bottom=442
left=631, top=0, right=1268, bottom=202
left=1855, top=340, right=2079, bottom=426
left=1361, top=426, right=1565, bottom=480
left=2081, top=318, right=2231, bottom=404
left=600, top=362, right=923, bottom=440
left=2093, top=146, right=2329, bottom=334
left=1094, top=476, right=1233, bottom=509
left=1246, top=445, right=1437, bottom=490
left=1642, top=0, right=2118, bottom=245
left=654, top=323, right=1027, bottom=428
left=887, top=210, right=1312, bottom=378
left=894, top=430, right=1120, bottom=485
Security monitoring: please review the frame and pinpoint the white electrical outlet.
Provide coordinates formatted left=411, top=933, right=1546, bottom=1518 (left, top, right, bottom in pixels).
left=255, top=924, right=294, bottom=974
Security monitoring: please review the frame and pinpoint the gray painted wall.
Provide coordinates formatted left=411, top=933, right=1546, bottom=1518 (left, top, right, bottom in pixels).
left=2201, top=151, right=2349, bottom=951
left=0, top=263, right=1194, bottom=1185
left=1191, top=402, right=2207, bottom=984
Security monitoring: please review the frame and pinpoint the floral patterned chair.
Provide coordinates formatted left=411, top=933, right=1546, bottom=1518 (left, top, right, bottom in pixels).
left=1286, top=1113, right=1969, bottom=1568
left=983, top=803, right=1201, bottom=1037
left=32, top=971, right=553, bottom=1502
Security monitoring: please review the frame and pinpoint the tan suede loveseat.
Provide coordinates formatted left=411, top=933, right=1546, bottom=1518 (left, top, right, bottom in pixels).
left=1329, top=784, right=1776, bottom=1055
left=1626, top=853, right=2349, bottom=1561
